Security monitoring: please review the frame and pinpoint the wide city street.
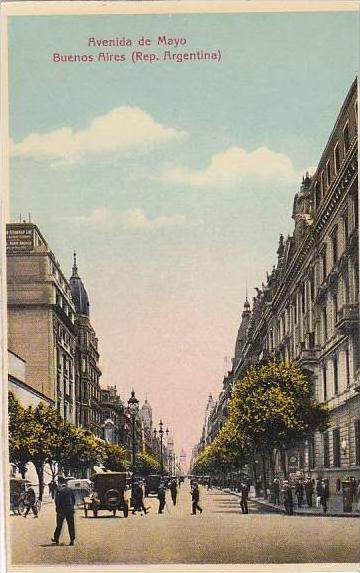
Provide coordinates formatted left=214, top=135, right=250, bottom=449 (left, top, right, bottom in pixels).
left=10, top=482, right=360, bottom=566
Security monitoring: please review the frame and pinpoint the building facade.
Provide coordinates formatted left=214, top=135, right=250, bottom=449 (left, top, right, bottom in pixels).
left=194, top=79, right=359, bottom=491
left=7, top=223, right=77, bottom=423
left=70, top=254, right=102, bottom=437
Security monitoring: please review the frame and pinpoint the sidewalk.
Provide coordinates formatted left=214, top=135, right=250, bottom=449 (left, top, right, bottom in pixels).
left=222, top=488, right=360, bottom=517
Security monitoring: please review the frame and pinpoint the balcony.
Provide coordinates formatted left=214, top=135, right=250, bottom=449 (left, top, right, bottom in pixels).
left=297, top=342, right=320, bottom=369
left=335, top=303, right=359, bottom=334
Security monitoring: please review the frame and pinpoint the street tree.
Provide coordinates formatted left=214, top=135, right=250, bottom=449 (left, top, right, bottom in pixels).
left=102, top=443, right=130, bottom=472
left=135, top=451, right=161, bottom=475
left=8, top=392, right=31, bottom=478
left=229, top=361, right=328, bottom=480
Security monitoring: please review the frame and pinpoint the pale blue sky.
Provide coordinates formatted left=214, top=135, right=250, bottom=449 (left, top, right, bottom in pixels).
left=8, top=11, right=359, bottom=460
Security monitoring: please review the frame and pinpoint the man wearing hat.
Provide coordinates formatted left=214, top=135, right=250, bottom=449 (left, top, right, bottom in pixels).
left=51, top=476, right=76, bottom=546
left=282, top=480, right=293, bottom=515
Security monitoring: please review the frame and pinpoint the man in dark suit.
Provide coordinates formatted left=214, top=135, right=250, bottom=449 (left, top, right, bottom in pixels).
left=23, top=484, right=38, bottom=518
left=239, top=482, right=249, bottom=514
left=51, top=476, right=76, bottom=546
left=282, top=480, right=293, bottom=515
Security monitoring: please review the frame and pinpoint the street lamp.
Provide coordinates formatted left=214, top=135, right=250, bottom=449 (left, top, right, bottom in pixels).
left=154, top=420, right=168, bottom=476
left=128, top=389, right=139, bottom=487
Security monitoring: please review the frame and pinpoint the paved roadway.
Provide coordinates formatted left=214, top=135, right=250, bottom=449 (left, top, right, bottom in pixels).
left=9, top=482, right=360, bottom=566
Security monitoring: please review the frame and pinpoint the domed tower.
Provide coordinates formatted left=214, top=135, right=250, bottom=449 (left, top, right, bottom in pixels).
left=69, top=253, right=102, bottom=436
left=233, top=296, right=251, bottom=369
left=69, top=252, right=90, bottom=317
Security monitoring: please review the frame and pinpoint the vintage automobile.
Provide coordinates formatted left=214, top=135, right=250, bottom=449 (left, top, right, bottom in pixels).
left=83, top=472, right=129, bottom=518
left=66, top=478, right=92, bottom=506
left=144, top=474, right=161, bottom=497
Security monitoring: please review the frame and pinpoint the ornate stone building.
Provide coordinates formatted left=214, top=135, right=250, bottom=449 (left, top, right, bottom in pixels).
left=69, top=253, right=102, bottom=437
left=100, top=385, right=131, bottom=449
left=7, top=222, right=77, bottom=423
left=195, top=78, right=359, bottom=490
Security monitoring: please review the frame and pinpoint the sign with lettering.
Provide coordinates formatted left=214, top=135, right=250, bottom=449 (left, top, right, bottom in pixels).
left=6, top=228, right=34, bottom=252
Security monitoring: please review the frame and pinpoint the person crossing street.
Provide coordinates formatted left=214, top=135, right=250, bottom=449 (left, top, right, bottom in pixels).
left=170, top=479, right=178, bottom=506
left=191, top=482, right=203, bottom=515
left=157, top=482, right=166, bottom=514
left=51, top=476, right=76, bottom=546
left=239, top=482, right=249, bottom=514
left=23, top=484, right=38, bottom=518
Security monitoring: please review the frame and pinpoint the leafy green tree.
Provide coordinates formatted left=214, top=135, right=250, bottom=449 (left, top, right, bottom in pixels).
left=60, top=426, right=105, bottom=477
left=135, top=451, right=161, bottom=475
left=8, top=392, right=30, bottom=478
left=229, top=361, right=328, bottom=479
left=102, top=443, right=130, bottom=472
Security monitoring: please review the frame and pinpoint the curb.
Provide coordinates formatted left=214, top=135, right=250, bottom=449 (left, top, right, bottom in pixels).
left=223, top=488, right=360, bottom=518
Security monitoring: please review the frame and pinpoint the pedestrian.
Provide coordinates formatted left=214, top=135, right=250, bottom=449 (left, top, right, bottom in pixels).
left=132, top=482, right=148, bottom=515
left=356, top=480, right=360, bottom=512
left=304, top=477, right=314, bottom=507
left=272, top=477, right=280, bottom=505
left=170, top=479, right=178, bottom=506
left=320, top=478, right=330, bottom=514
left=191, top=482, right=203, bottom=515
left=239, top=482, right=249, bottom=514
left=23, top=484, right=38, bottom=518
left=51, top=476, right=76, bottom=546
left=295, top=479, right=304, bottom=508
left=315, top=477, right=322, bottom=508
left=282, top=480, right=293, bottom=515
left=157, top=482, right=166, bottom=514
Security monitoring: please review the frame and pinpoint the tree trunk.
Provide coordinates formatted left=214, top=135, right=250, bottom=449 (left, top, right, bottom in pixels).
left=269, top=450, right=276, bottom=482
left=280, top=448, right=288, bottom=480
left=261, top=452, right=268, bottom=499
left=18, top=462, right=27, bottom=479
left=35, top=462, right=44, bottom=501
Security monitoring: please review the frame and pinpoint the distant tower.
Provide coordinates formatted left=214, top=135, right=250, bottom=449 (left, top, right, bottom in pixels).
left=179, top=448, right=187, bottom=474
left=140, top=397, right=153, bottom=431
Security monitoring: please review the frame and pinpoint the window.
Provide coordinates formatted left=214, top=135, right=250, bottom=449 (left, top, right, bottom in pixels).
left=301, top=283, right=306, bottom=314
left=333, top=295, right=338, bottom=328
left=309, top=332, right=315, bottom=349
left=345, top=348, right=351, bottom=386
left=326, top=160, right=331, bottom=188
left=323, top=432, right=330, bottom=467
left=334, top=144, right=340, bottom=174
left=314, top=181, right=320, bottom=210
left=331, top=227, right=338, bottom=264
left=343, top=122, right=350, bottom=153
left=333, top=356, right=339, bottom=395
left=310, top=268, right=315, bottom=301
left=343, top=210, right=349, bottom=244
left=355, top=101, right=358, bottom=127
left=322, top=247, right=327, bottom=281
left=323, top=365, right=327, bottom=400
left=355, top=419, right=360, bottom=465
left=333, top=428, right=341, bottom=467
left=308, top=436, right=316, bottom=469
left=323, top=307, right=328, bottom=343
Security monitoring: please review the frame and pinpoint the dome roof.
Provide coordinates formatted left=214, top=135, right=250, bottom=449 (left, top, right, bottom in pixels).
left=69, top=252, right=90, bottom=316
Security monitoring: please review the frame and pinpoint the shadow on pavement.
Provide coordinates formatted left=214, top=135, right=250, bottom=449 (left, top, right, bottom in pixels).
left=80, top=515, right=124, bottom=519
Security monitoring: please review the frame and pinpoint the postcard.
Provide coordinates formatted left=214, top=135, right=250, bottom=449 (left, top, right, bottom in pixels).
left=0, top=1, right=359, bottom=572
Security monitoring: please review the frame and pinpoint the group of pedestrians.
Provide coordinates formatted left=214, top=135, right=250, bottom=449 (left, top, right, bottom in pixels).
left=274, top=476, right=330, bottom=515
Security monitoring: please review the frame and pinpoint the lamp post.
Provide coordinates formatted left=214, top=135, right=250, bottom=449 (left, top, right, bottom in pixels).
left=128, top=389, right=139, bottom=488
left=154, top=420, right=168, bottom=476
